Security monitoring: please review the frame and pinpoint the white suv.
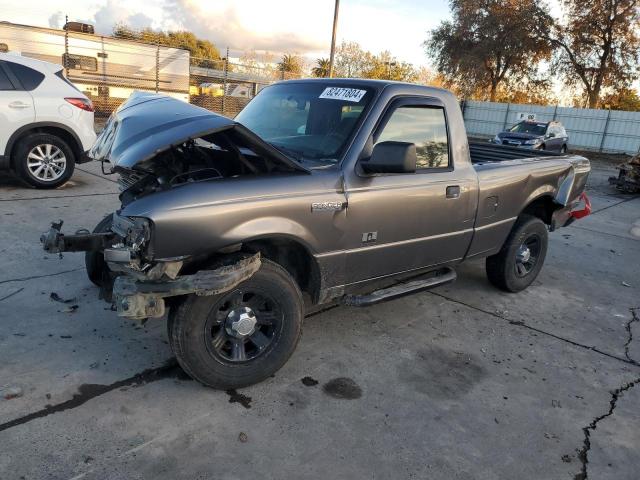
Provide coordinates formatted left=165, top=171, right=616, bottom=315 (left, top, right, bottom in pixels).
left=0, top=53, right=96, bottom=188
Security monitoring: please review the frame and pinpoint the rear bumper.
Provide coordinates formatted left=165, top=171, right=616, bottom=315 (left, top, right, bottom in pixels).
left=550, top=192, right=591, bottom=230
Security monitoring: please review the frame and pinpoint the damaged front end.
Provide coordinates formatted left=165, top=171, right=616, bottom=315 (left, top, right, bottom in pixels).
left=41, top=215, right=261, bottom=320
left=38, top=92, right=306, bottom=320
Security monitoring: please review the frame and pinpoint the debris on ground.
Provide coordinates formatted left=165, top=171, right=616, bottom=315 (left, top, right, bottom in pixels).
left=50, top=292, right=76, bottom=304
left=622, top=281, right=631, bottom=288
left=238, top=432, right=248, bottom=443
left=60, top=305, right=79, bottom=313
left=609, top=154, right=640, bottom=193
left=2, top=386, right=24, bottom=400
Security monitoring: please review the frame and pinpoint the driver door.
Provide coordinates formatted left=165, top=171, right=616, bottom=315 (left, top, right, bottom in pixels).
left=342, top=97, right=476, bottom=284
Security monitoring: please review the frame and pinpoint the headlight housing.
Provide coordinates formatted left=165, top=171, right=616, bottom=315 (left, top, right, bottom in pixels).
left=524, top=138, right=541, bottom=145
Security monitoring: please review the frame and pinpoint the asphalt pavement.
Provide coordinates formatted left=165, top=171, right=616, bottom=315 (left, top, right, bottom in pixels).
left=0, top=158, right=639, bottom=480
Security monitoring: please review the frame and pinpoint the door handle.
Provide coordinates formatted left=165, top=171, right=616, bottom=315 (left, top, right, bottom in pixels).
left=446, top=185, right=460, bottom=199
left=8, top=101, right=31, bottom=109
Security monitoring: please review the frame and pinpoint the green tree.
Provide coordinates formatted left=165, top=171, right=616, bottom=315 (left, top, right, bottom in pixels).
left=278, top=54, right=303, bottom=78
left=363, top=51, right=417, bottom=81
left=113, top=23, right=221, bottom=68
left=547, top=0, right=640, bottom=108
left=425, top=0, right=552, bottom=101
left=312, top=58, right=331, bottom=77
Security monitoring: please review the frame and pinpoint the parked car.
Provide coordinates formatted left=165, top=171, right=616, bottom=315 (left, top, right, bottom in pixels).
left=492, top=120, right=569, bottom=153
left=0, top=53, right=96, bottom=188
left=41, top=80, right=591, bottom=389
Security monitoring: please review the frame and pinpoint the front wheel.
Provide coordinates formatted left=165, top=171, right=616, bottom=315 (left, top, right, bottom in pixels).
left=168, top=259, right=304, bottom=389
left=486, top=215, right=548, bottom=293
left=85, top=214, right=113, bottom=287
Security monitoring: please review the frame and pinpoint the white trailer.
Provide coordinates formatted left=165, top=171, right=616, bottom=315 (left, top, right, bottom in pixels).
left=0, top=22, right=190, bottom=115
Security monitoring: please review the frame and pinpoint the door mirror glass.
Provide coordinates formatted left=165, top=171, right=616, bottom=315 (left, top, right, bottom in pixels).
left=359, top=141, right=417, bottom=174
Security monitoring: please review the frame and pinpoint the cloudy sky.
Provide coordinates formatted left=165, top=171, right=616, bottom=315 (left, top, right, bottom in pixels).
left=0, top=0, right=450, bottom=66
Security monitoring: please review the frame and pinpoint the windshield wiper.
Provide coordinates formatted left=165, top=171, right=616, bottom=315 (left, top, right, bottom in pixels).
left=268, top=142, right=304, bottom=163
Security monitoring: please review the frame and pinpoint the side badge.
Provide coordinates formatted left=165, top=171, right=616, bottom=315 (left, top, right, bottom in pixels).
left=311, top=201, right=345, bottom=212
left=361, top=232, right=378, bottom=244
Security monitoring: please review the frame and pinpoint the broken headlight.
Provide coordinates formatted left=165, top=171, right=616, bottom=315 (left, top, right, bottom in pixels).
left=111, top=214, right=152, bottom=252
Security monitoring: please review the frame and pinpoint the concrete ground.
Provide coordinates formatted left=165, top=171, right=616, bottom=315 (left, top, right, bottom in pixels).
left=0, top=158, right=639, bottom=480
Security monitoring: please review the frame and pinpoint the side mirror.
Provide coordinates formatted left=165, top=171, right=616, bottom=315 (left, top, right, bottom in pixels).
left=546, top=132, right=555, bottom=138
left=359, top=141, right=417, bottom=174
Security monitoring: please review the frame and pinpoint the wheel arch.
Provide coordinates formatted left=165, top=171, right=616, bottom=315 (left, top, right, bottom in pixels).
left=241, top=234, right=322, bottom=303
left=520, top=193, right=560, bottom=225
left=7, top=122, right=83, bottom=167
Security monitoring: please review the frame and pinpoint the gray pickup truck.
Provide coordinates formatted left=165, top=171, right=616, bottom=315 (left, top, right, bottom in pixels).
left=41, top=79, right=591, bottom=389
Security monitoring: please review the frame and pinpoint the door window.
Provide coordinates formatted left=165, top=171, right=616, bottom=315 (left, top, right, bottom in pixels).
left=0, top=63, right=14, bottom=90
left=376, top=106, right=449, bottom=169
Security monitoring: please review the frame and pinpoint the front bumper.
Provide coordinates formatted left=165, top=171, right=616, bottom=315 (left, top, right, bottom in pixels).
left=112, top=253, right=261, bottom=319
left=40, top=218, right=262, bottom=320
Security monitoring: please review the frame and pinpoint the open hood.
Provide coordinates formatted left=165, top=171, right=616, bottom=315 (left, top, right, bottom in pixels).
left=89, top=92, right=308, bottom=173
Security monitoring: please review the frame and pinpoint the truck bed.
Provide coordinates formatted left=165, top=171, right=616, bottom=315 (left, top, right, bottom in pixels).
left=469, top=141, right=560, bottom=164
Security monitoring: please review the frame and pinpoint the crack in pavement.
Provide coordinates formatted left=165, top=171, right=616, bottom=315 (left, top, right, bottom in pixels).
left=427, top=291, right=640, bottom=368
left=624, top=308, right=639, bottom=363
left=573, top=377, right=640, bottom=480
left=0, top=192, right=118, bottom=202
left=0, top=287, right=24, bottom=302
left=0, top=360, right=183, bottom=433
left=568, top=224, right=638, bottom=240
left=590, top=196, right=638, bottom=215
left=0, top=268, right=84, bottom=285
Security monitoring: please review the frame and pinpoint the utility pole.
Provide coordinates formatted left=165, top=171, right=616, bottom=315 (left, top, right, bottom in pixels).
left=328, top=0, right=339, bottom=78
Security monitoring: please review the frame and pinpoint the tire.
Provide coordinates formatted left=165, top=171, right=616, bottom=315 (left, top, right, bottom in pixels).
left=486, top=215, right=548, bottom=293
left=560, top=145, right=567, bottom=154
left=85, top=214, right=113, bottom=287
left=13, top=133, right=76, bottom=189
left=168, top=259, right=304, bottom=389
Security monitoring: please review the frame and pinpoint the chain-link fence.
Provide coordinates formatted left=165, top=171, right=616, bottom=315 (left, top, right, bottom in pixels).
left=0, top=22, right=305, bottom=119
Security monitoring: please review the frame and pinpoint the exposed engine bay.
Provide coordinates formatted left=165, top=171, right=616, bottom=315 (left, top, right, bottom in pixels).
left=115, top=130, right=299, bottom=206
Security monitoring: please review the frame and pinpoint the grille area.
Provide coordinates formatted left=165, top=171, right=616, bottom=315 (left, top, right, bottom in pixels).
left=117, top=171, right=147, bottom=192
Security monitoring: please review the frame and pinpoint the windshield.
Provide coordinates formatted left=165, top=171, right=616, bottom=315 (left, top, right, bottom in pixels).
left=235, top=83, right=374, bottom=164
left=509, top=122, right=547, bottom=135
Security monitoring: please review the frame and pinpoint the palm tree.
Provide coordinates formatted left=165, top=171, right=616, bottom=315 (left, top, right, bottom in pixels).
left=312, top=58, right=331, bottom=77
left=278, top=54, right=302, bottom=77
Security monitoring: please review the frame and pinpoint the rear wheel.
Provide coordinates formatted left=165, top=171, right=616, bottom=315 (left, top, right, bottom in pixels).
left=168, top=259, right=303, bottom=389
left=486, top=215, right=548, bottom=292
left=14, top=133, right=75, bottom=189
left=560, top=144, right=567, bottom=154
left=85, top=214, right=113, bottom=287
